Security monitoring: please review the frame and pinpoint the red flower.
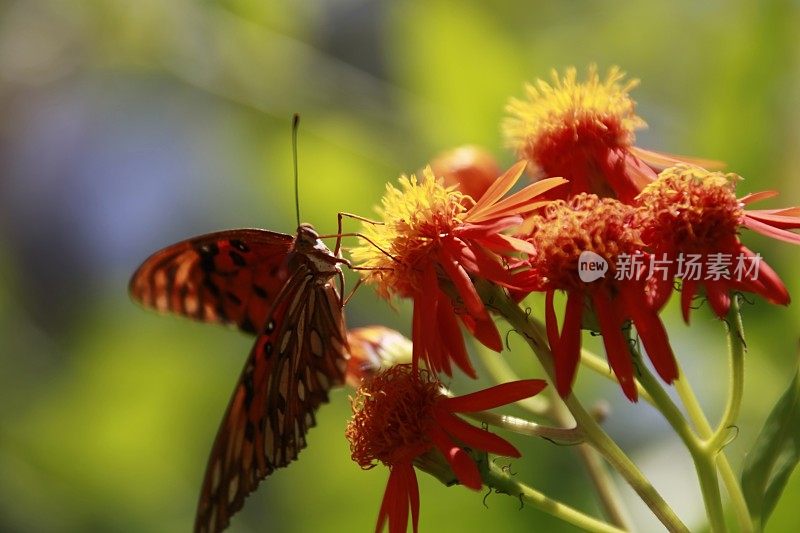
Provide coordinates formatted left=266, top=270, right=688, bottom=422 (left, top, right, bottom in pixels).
left=504, top=65, right=721, bottom=203
left=351, top=162, right=565, bottom=377
left=636, top=164, right=800, bottom=321
left=345, top=364, right=547, bottom=533
left=523, top=194, right=677, bottom=401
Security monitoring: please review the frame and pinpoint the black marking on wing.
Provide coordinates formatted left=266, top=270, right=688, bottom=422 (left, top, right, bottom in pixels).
left=193, top=267, right=349, bottom=533
left=129, top=229, right=293, bottom=334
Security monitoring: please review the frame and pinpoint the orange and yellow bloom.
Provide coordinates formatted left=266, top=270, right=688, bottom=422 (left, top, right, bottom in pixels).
left=521, top=194, right=677, bottom=401
left=346, top=364, right=546, bottom=533
left=351, top=163, right=564, bottom=377
left=505, top=65, right=719, bottom=203
left=636, top=164, right=800, bottom=321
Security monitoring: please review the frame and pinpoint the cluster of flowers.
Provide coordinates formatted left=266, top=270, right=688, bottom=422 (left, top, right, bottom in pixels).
left=343, top=65, right=800, bottom=532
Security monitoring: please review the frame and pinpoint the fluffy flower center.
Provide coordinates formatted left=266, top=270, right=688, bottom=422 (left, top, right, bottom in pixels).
left=346, top=365, right=443, bottom=468
left=350, top=169, right=468, bottom=297
left=504, top=65, right=645, bottom=175
left=526, top=194, right=640, bottom=290
left=636, top=164, right=743, bottom=252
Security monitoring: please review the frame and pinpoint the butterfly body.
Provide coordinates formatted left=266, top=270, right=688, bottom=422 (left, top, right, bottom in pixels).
left=130, top=223, right=349, bottom=533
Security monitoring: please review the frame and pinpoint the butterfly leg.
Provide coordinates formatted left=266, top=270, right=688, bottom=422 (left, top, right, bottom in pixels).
left=336, top=269, right=347, bottom=307
left=334, top=212, right=387, bottom=256
left=343, top=277, right=364, bottom=306
left=334, top=213, right=382, bottom=254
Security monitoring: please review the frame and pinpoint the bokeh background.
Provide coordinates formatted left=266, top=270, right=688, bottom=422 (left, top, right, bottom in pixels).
left=1, top=1, right=799, bottom=532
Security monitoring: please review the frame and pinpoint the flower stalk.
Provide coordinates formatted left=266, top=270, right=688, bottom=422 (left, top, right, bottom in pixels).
left=708, top=296, right=746, bottom=452
left=625, top=336, right=727, bottom=532
left=484, top=461, right=627, bottom=533
left=480, top=281, right=689, bottom=532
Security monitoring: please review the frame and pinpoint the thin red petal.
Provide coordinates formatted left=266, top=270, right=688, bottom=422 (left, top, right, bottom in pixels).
left=630, top=146, right=726, bottom=172
left=592, top=290, right=638, bottom=401
left=743, top=215, right=800, bottom=245
left=390, top=468, right=410, bottom=533
left=555, top=291, right=583, bottom=398
left=404, top=465, right=420, bottom=533
left=681, top=279, right=698, bottom=323
left=745, top=210, right=800, bottom=229
left=462, top=241, right=526, bottom=289
left=440, top=379, right=547, bottom=413
left=429, top=425, right=482, bottom=490
left=437, top=291, right=475, bottom=378
left=739, top=190, right=779, bottom=205
left=376, top=465, right=399, bottom=533
left=435, top=410, right=521, bottom=457
left=737, top=247, right=790, bottom=305
left=459, top=312, right=503, bottom=352
left=411, top=297, right=424, bottom=374
left=445, top=237, right=481, bottom=272
left=545, top=290, right=560, bottom=355
left=647, top=271, right=675, bottom=311
left=494, top=234, right=537, bottom=255
left=704, top=281, right=731, bottom=318
left=622, top=286, right=678, bottom=383
left=604, top=149, right=655, bottom=202
left=456, top=216, right=521, bottom=238
left=439, top=249, right=485, bottom=318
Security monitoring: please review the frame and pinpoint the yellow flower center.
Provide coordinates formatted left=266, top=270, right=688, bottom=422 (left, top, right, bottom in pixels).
left=504, top=65, right=645, bottom=177
left=350, top=168, right=468, bottom=298
left=636, top=164, right=743, bottom=252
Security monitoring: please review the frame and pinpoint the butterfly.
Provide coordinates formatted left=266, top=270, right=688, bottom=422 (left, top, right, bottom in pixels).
left=130, top=223, right=350, bottom=532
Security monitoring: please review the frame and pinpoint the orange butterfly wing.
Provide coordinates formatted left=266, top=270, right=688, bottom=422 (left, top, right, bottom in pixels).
left=129, top=229, right=293, bottom=333
left=194, top=256, right=349, bottom=533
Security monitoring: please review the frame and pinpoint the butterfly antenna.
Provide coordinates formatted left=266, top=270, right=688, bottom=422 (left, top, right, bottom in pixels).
left=292, top=113, right=301, bottom=228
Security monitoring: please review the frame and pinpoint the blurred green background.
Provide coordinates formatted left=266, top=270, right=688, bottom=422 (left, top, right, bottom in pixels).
left=1, top=1, right=799, bottom=531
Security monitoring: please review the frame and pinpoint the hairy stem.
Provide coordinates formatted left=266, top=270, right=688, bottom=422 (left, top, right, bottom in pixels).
left=708, top=297, right=746, bottom=451
left=484, top=461, right=626, bottom=533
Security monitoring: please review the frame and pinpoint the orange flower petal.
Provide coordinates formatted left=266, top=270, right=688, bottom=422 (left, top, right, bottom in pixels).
left=630, top=146, right=725, bottom=172
left=466, top=161, right=527, bottom=221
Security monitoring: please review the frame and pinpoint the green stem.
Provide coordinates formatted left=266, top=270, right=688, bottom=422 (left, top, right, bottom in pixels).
left=483, top=284, right=688, bottom=532
left=477, top=343, right=632, bottom=528
left=675, top=377, right=752, bottom=533
left=672, top=299, right=753, bottom=533
left=627, top=340, right=727, bottom=533
left=484, top=462, right=626, bottom=533
left=465, top=410, right=584, bottom=444
left=574, top=432, right=635, bottom=530
left=708, top=297, right=746, bottom=451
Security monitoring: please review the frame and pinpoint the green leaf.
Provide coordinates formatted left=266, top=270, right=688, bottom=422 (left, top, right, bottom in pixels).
left=741, top=357, right=800, bottom=528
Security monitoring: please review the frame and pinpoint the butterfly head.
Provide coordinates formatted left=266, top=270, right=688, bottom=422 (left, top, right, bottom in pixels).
left=294, top=223, right=348, bottom=273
